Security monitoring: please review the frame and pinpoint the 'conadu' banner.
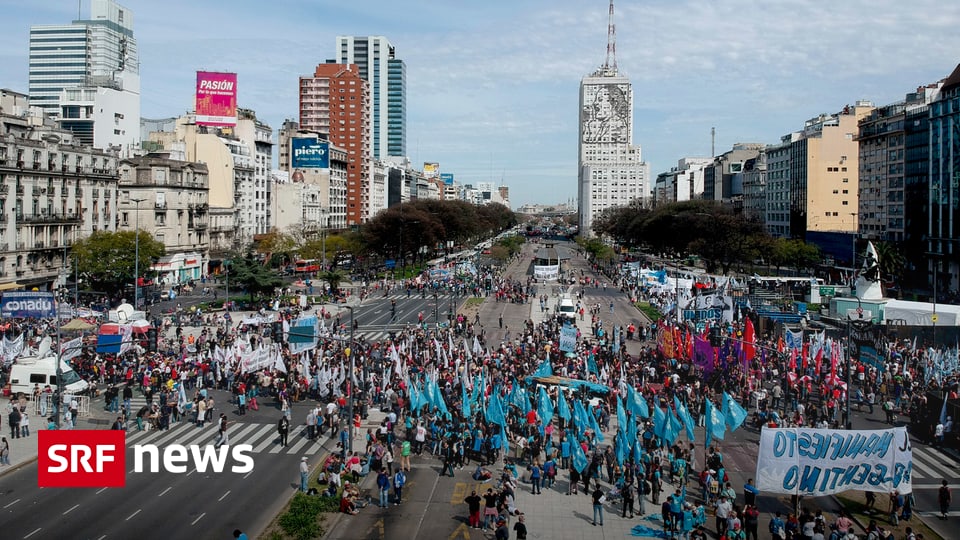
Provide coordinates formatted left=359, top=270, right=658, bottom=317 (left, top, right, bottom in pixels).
left=756, top=427, right=912, bottom=496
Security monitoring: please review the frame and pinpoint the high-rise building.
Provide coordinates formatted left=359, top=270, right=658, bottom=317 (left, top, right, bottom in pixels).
left=577, top=1, right=650, bottom=237
left=29, top=0, right=140, bottom=153
left=336, top=36, right=406, bottom=159
left=927, top=64, right=960, bottom=296
left=299, top=63, right=369, bottom=225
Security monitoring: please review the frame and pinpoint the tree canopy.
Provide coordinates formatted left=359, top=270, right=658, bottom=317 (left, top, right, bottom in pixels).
left=226, top=254, right=284, bottom=299
left=72, top=230, right=165, bottom=292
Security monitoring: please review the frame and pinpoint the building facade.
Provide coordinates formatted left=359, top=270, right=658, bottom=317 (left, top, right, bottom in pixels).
left=116, top=155, right=209, bottom=286
left=29, top=0, right=140, bottom=153
left=233, top=108, right=274, bottom=239
left=299, top=63, right=370, bottom=225
left=927, top=65, right=960, bottom=296
left=653, top=157, right=712, bottom=206
left=0, top=110, right=119, bottom=291
left=336, top=36, right=406, bottom=159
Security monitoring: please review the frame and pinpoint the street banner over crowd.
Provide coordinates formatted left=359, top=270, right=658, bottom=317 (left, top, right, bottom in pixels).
left=559, top=323, right=577, bottom=352
left=756, top=427, right=912, bottom=496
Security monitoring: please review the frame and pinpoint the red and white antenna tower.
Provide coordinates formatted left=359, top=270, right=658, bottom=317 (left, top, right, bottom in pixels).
left=603, top=0, right=618, bottom=73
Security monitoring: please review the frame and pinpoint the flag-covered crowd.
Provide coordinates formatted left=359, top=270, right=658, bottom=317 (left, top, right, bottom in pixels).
left=3, top=249, right=959, bottom=540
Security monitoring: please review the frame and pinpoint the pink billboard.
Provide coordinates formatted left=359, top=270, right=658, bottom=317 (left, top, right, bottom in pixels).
left=195, top=71, right=238, bottom=126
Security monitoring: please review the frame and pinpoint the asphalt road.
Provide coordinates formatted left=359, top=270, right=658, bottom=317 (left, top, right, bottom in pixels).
left=0, top=390, right=330, bottom=540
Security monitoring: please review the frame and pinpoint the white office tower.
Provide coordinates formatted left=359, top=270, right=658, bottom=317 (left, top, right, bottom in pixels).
left=577, top=0, right=650, bottom=237
left=29, top=0, right=140, bottom=154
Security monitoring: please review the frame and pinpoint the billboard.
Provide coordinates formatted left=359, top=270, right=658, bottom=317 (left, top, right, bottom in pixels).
left=291, top=138, right=330, bottom=169
left=1, top=291, right=56, bottom=319
left=195, top=71, right=238, bottom=126
left=423, top=162, right=439, bottom=178
left=440, top=173, right=454, bottom=185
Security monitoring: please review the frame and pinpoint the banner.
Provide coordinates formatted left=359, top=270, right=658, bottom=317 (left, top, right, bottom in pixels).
left=756, top=427, right=912, bottom=496
left=288, top=316, right=318, bottom=355
left=291, top=138, right=329, bottom=169
left=195, top=71, right=238, bottom=127
left=241, top=345, right=276, bottom=373
left=533, top=265, right=560, bottom=281
left=559, top=324, right=577, bottom=353
left=2, top=291, right=56, bottom=318
left=60, top=336, right=84, bottom=364
left=2, top=333, right=24, bottom=365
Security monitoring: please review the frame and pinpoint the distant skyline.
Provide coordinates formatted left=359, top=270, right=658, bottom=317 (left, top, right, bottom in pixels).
left=2, top=0, right=960, bottom=208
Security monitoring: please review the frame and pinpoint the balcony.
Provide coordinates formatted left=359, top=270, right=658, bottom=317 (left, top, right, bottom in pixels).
left=0, top=185, right=7, bottom=194
left=33, top=187, right=45, bottom=196
left=194, top=222, right=208, bottom=230
left=155, top=202, right=167, bottom=209
left=0, top=243, right=8, bottom=252
left=16, top=186, right=24, bottom=195
left=91, top=188, right=100, bottom=199
left=18, top=212, right=83, bottom=224
left=75, top=187, right=83, bottom=197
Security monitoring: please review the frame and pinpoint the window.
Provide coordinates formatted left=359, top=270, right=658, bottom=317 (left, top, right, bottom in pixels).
left=842, top=201, right=848, bottom=205
left=29, top=373, right=47, bottom=384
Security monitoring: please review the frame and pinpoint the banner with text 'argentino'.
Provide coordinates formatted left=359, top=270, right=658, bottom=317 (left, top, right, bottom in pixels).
left=756, top=427, right=912, bottom=496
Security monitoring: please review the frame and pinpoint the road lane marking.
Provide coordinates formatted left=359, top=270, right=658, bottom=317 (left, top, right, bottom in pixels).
left=158, top=487, right=172, bottom=497
left=96, top=535, right=107, bottom=540
left=23, top=528, right=42, bottom=539
left=125, top=509, right=141, bottom=521
left=95, top=487, right=108, bottom=495
left=218, top=490, right=230, bottom=501
left=4, top=498, right=21, bottom=509
left=191, top=512, right=206, bottom=525
left=186, top=470, right=195, bottom=477
left=283, top=432, right=313, bottom=454
left=243, top=470, right=254, bottom=480
left=63, top=504, right=80, bottom=515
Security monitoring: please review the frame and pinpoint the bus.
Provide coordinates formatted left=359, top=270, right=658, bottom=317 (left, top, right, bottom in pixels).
left=294, top=259, right=320, bottom=273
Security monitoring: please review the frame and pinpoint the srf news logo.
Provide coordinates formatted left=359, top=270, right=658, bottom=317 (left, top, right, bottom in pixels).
left=38, top=431, right=254, bottom=488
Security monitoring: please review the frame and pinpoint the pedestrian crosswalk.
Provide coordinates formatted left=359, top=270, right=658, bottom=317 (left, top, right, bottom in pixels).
left=365, top=291, right=471, bottom=302
left=908, top=446, right=958, bottom=482
left=122, top=419, right=327, bottom=456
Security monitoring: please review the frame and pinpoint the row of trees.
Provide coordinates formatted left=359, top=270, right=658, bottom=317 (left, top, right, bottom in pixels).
left=70, top=200, right=517, bottom=298
left=591, top=200, right=822, bottom=275
left=591, top=200, right=907, bottom=283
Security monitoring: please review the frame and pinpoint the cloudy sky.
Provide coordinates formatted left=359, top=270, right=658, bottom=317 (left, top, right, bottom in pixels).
left=2, top=0, right=960, bottom=207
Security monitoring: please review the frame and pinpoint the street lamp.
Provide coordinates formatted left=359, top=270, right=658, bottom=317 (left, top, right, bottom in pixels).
left=131, top=197, right=146, bottom=309
left=320, top=207, right=329, bottom=271
left=849, top=212, right=858, bottom=268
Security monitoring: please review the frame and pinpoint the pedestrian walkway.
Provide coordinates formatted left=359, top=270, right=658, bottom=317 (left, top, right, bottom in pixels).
left=122, top=420, right=329, bottom=456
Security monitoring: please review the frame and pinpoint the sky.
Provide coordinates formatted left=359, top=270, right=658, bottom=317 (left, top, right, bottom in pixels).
left=2, top=1, right=960, bottom=209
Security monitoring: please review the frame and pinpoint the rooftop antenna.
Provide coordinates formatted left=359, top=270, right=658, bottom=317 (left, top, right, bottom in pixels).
left=603, top=0, right=618, bottom=73
left=711, top=127, right=716, bottom=157
left=78, top=0, right=82, bottom=19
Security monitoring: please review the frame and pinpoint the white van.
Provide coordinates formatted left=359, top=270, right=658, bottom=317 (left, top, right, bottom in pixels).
left=557, top=295, right=577, bottom=321
left=8, top=356, right=89, bottom=396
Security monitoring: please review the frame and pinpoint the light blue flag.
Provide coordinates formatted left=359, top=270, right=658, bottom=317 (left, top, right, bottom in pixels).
left=572, top=400, right=588, bottom=437
left=587, top=403, right=605, bottom=443
left=663, top=409, right=680, bottom=446
left=616, top=396, right=628, bottom=434
left=501, top=424, right=510, bottom=454
left=627, top=406, right=638, bottom=447
left=653, top=405, right=666, bottom=439
left=462, top=381, right=471, bottom=418
left=486, top=389, right=504, bottom=425
left=471, top=375, right=482, bottom=407
left=627, top=385, right=650, bottom=419
left=537, top=386, right=555, bottom=425
left=722, top=392, right=748, bottom=432
left=674, top=396, right=696, bottom=442
left=615, top=430, right=627, bottom=466
left=587, top=353, right=598, bottom=375
left=632, top=438, right=643, bottom=464
left=534, top=357, right=553, bottom=378
left=557, top=390, right=571, bottom=421
left=705, top=398, right=726, bottom=446
left=571, top=436, right=588, bottom=473
left=431, top=378, right=451, bottom=419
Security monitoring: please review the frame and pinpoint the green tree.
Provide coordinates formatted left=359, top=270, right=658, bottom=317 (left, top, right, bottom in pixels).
left=228, top=254, right=283, bottom=299
left=72, top=230, right=165, bottom=292
left=873, top=241, right=906, bottom=285
left=318, top=269, right=351, bottom=294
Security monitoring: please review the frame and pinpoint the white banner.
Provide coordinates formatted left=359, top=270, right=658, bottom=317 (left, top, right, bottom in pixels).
left=2, top=333, right=24, bottom=365
left=533, top=264, right=560, bottom=281
left=756, top=427, right=912, bottom=496
left=60, top=336, right=84, bottom=363
left=559, top=324, right=577, bottom=353
left=241, top=345, right=276, bottom=373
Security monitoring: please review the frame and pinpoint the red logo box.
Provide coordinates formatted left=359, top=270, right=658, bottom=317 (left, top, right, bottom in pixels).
left=38, top=430, right=126, bottom=488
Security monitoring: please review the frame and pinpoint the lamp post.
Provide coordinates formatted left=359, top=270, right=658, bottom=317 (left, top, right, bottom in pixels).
left=320, top=207, right=329, bottom=271
left=131, top=197, right=146, bottom=309
left=849, top=212, right=858, bottom=268
left=344, top=305, right=355, bottom=453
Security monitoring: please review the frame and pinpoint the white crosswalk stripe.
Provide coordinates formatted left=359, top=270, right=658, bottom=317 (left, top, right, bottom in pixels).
left=121, top=420, right=328, bottom=456
left=908, top=446, right=957, bottom=480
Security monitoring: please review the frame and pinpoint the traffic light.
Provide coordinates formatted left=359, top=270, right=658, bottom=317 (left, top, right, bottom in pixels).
left=147, top=327, right=158, bottom=353
left=272, top=321, right=283, bottom=342
left=709, top=326, right=722, bottom=347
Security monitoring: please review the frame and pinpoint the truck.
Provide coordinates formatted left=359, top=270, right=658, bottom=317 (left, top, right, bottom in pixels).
left=8, top=355, right=89, bottom=396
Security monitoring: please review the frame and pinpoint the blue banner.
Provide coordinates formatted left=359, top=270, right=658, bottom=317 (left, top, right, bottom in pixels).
left=291, top=138, right=330, bottom=169
left=1, top=292, right=56, bottom=319
left=96, top=334, right=123, bottom=354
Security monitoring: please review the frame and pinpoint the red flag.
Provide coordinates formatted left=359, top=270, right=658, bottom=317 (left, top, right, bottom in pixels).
left=743, top=318, right=756, bottom=361
left=802, top=342, right=809, bottom=370
left=789, top=347, right=797, bottom=371
left=777, top=335, right=785, bottom=354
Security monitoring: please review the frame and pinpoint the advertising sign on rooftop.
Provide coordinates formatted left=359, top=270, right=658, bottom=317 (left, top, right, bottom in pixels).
left=291, top=138, right=330, bottom=169
left=440, top=173, right=454, bottom=185
left=195, top=71, right=238, bottom=127
left=423, top=162, right=439, bottom=178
